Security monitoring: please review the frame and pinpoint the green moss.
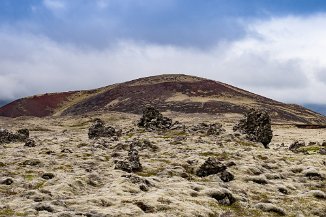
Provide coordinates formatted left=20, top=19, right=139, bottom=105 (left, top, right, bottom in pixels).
left=24, top=174, right=35, bottom=181
left=34, top=181, right=46, bottom=189
left=199, top=151, right=231, bottom=160
left=0, top=209, right=27, bottom=216
left=163, top=130, right=187, bottom=138
left=77, top=143, right=89, bottom=148
left=298, top=145, right=321, bottom=154
left=29, top=127, right=52, bottom=132
left=256, top=155, right=268, bottom=160
left=137, top=168, right=164, bottom=177
left=237, top=140, right=257, bottom=147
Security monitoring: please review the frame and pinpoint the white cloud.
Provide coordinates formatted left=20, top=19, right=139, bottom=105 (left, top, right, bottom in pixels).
left=1, top=14, right=326, bottom=104
left=96, top=0, right=110, bottom=9
left=43, top=0, right=65, bottom=12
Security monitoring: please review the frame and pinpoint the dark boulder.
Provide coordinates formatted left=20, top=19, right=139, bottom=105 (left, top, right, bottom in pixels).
left=196, top=157, right=227, bottom=177
left=233, top=109, right=273, bottom=148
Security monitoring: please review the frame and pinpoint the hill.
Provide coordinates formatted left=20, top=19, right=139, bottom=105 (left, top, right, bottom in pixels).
left=0, top=74, right=325, bottom=124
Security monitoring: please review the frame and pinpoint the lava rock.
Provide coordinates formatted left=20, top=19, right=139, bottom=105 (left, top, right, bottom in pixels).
left=35, top=204, right=54, bottom=212
left=115, top=145, right=142, bottom=173
left=208, top=188, right=236, bottom=205
left=24, top=138, right=36, bottom=147
left=289, top=141, right=305, bottom=152
left=88, top=118, right=121, bottom=139
left=1, top=178, right=14, bottom=185
left=319, top=148, right=326, bottom=155
left=0, top=128, right=30, bottom=144
left=22, top=159, right=42, bottom=166
left=138, top=106, right=173, bottom=131
left=303, top=168, right=324, bottom=180
left=190, top=123, right=225, bottom=136
left=17, top=128, right=29, bottom=139
left=233, top=109, right=273, bottom=148
left=42, top=173, right=55, bottom=180
left=196, top=157, right=227, bottom=177
left=219, top=171, right=235, bottom=182
left=130, top=139, right=158, bottom=152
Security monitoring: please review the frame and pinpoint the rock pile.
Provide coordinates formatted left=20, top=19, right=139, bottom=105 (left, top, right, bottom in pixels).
left=0, top=128, right=29, bottom=144
left=88, top=118, right=122, bottom=139
left=115, top=143, right=142, bottom=173
left=190, top=123, right=225, bottom=136
left=233, top=109, right=273, bottom=148
left=138, top=107, right=173, bottom=131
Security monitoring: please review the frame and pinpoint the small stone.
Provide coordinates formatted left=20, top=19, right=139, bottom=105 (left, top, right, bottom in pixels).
left=61, top=148, right=73, bottom=153
left=24, top=139, right=36, bottom=147
left=41, top=173, right=55, bottom=180
left=319, top=148, right=326, bottom=155
left=1, top=178, right=14, bottom=185
left=277, top=186, right=288, bottom=194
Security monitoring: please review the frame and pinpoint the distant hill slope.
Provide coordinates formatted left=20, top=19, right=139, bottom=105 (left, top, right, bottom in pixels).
left=0, top=74, right=325, bottom=124
left=303, top=104, right=326, bottom=116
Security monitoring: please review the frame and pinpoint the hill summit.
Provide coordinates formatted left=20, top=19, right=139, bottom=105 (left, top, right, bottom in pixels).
left=0, top=74, right=324, bottom=124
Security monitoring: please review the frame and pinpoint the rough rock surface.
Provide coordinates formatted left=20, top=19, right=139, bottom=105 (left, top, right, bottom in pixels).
left=138, top=107, right=172, bottom=131
left=0, top=128, right=29, bottom=144
left=1, top=112, right=326, bottom=217
left=289, top=141, right=306, bottom=152
left=190, top=123, right=225, bottom=136
left=115, top=143, right=142, bottom=173
left=88, top=118, right=121, bottom=139
left=196, top=157, right=227, bottom=177
left=233, top=109, right=273, bottom=148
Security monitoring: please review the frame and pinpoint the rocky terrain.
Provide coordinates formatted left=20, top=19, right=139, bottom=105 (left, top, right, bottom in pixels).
left=0, top=74, right=325, bottom=124
left=1, top=108, right=325, bottom=217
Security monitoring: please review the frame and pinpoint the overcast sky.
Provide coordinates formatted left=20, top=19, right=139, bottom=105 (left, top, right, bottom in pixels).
left=1, top=0, right=326, bottom=104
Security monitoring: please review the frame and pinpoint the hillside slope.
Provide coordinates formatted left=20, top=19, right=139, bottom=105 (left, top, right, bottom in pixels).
left=0, top=74, right=325, bottom=124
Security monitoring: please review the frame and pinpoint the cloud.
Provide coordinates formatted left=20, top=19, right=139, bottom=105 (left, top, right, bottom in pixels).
left=43, top=0, right=65, bottom=12
left=1, top=14, right=326, bottom=104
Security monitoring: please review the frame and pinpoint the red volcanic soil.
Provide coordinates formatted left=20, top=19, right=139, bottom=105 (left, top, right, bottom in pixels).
left=0, top=92, right=77, bottom=117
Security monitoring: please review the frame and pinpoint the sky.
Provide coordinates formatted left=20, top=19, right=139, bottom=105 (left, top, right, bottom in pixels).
left=1, top=0, right=326, bottom=104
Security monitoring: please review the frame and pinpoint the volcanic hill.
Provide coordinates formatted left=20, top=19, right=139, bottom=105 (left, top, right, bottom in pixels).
left=0, top=74, right=324, bottom=124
